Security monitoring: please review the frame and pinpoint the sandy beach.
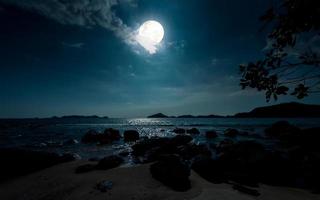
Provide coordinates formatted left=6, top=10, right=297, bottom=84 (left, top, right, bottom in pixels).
left=1, top=161, right=319, bottom=200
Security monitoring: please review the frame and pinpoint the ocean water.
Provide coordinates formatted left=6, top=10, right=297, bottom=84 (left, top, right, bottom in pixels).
left=1, top=118, right=319, bottom=160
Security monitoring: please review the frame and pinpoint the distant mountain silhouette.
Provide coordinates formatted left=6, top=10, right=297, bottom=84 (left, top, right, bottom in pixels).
left=147, top=113, right=169, bottom=118
left=52, top=115, right=108, bottom=119
left=177, top=114, right=224, bottom=118
left=234, top=102, right=320, bottom=118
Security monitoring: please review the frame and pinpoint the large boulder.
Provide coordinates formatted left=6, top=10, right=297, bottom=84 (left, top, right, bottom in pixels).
left=299, top=127, right=320, bottom=152
left=150, top=155, right=191, bottom=191
left=224, top=128, right=239, bottom=137
left=96, top=155, right=124, bottom=170
left=265, top=121, right=301, bottom=142
left=205, top=130, right=217, bottom=138
left=191, top=156, right=227, bottom=184
left=132, top=135, right=193, bottom=163
left=123, top=130, right=139, bottom=142
left=81, top=129, right=100, bottom=143
left=100, top=128, right=121, bottom=144
left=177, top=144, right=212, bottom=159
left=186, top=128, right=200, bottom=134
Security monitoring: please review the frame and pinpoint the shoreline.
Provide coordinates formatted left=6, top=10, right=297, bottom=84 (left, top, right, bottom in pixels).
left=1, top=160, right=319, bottom=200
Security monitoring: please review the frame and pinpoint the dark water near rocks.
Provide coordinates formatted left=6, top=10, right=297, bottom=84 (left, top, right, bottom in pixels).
left=1, top=118, right=319, bottom=162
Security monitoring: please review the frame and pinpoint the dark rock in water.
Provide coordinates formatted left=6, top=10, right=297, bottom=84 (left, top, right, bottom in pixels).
left=100, top=128, right=121, bottom=144
left=170, top=135, right=193, bottom=146
left=232, top=184, right=260, bottom=196
left=206, top=130, right=217, bottom=138
left=177, top=144, right=212, bottom=159
left=96, top=180, right=113, bottom=192
left=81, top=129, right=100, bottom=143
left=150, top=155, right=191, bottom=191
left=132, top=137, right=170, bottom=157
left=123, top=130, right=139, bottom=142
left=132, top=135, right=193, bottom=163
left=0, top=148, right=75, bottom=182
left=81, top=128, right=121, bottom=144
left=265, top=121, right=301, bottom=142
left=173, top=128, right=185, bottom=134
left=191, top=155, right=227, bottom=184
left=224, top=128, right=239, bottom=137
left=186, top=128, right=200, bottom=134
left=96, top=155, right=123, bottom=170
left=216, top=139, right=234, bottom=153
left=75, top=164, right=96, bottom=174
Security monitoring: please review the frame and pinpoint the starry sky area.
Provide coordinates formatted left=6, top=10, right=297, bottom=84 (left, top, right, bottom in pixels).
left=0, top=0, right=319, bottom=118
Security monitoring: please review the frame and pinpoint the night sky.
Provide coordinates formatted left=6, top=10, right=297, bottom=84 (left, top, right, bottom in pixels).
left=0, top=0, right=319, bottom=118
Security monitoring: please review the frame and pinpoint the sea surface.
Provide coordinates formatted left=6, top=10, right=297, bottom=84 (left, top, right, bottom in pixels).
left=1, top=118, right=320, bottom=160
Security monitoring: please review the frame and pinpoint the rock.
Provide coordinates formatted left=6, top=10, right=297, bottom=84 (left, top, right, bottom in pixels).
left=232, top=184, right=260, bottom=196
left=96, top=155, right=124, bottom=170
left=216, top=139, right=234, bottom=153
left=123, top=130, right=139, bottom=142
left=81, top=129, right=100, bottom=143
left=96, top=180, right=113, bottom=192
left=132, top=137, right=170, bottom=157
left=173, top=128, right=185, bottom=134
left=132, top=135, right=193, bottom=163
left=177, top=144, right=212, bottom=159
left=265, top=121, right=301, bottom=142
left=206, top=130, right=217, bottom=138
left=298, top=127, right=320, bottom=152
left=186, top=128, right=200, bottom=134
left=224, top=128, right=239, bottom=137
left=100, top=128, right=121, bottom=144
left=150, top=155, right=191, bottom=191
left=191, top=156, right=227, bottom=184
left=75, top=164, right=96, bottom=174
left=215, top=141, right=267, bottom=187
left=170, top=135, right=193, bottom=146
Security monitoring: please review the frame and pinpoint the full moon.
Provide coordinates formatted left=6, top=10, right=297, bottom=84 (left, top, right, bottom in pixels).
left=138, top=20, right=164, bottom=45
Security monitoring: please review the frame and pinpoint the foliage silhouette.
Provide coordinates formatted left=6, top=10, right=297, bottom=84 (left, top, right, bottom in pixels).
left=240, top=0, right=320, bottom=101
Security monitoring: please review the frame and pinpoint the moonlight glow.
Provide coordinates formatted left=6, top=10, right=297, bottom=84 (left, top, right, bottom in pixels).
left=136, top=20, right=164, bottom=54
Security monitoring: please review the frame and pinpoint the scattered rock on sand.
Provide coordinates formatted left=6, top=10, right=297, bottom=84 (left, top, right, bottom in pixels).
left=150, top=155, right=191, bottom=191
left=186, top=128, right=200, bottom=134
left=123, top=130, right=139, bottom=142
left=96, top=155, right=124, bottom=170
left=205, top=130, right=217, bottom=138
left=224, top=128, right=239, bottom=137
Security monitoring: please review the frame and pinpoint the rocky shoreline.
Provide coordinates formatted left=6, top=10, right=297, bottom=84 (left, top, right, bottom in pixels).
left=1, top=120, right=320, bottom=198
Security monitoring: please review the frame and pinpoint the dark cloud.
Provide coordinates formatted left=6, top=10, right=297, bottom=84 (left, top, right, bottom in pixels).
left=0, top=0, right=137, bottom=43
